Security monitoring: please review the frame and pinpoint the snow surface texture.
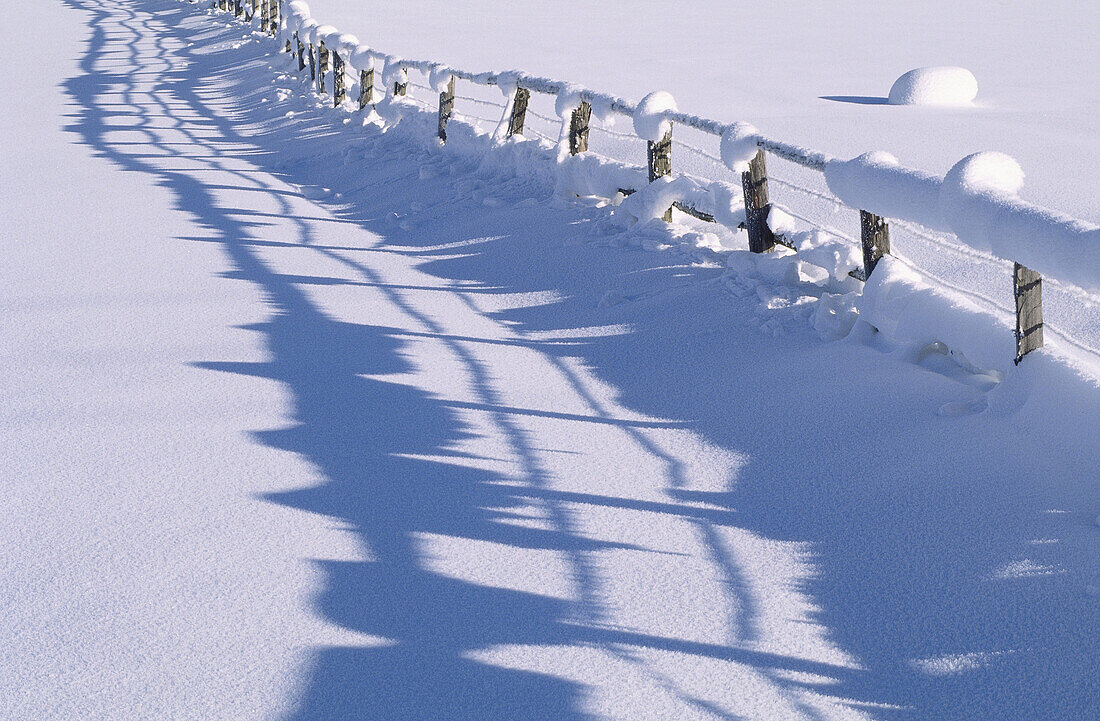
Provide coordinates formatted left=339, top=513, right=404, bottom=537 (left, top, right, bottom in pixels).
left=887, top=66, right=979, bottom=106
left=276, top=0, right=1100, bottom=313
left=261, top=0, right=1100, bottom=375
left=2, top=1, right=1099, bottom=720
left=304, top=0, right=1100, bottom=222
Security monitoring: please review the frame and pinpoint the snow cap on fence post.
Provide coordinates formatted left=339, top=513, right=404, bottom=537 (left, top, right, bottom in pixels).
left=635, top=92, right=676, bottom=221
left=633, top=91, right=676, bottom=143
left=382, top=56, right=408, bottom=96
left=720, top=122, right=759, bottom=173
left=939, top=151, right=1026, bottom=255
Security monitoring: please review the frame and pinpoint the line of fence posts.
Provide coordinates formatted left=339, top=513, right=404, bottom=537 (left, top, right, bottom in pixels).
left=219, top=0, right=1044, bottom=366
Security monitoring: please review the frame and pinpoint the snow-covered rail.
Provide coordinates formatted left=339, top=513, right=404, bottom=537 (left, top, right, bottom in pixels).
left=205, top=0, right=1098, bottom=368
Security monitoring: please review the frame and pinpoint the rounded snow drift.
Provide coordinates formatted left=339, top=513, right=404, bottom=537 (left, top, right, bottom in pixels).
left=943, top=151, right=1025, bottom=197
left=888, top=66, right=978, bottom=107
left=633, top=91, right=677, bottom=142
left=719, top=121, right=759, bottom=173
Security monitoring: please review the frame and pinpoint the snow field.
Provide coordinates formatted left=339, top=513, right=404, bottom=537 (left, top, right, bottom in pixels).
left=2, top=1, right=1097, bottom=720
left=259, top=0, right=1100, bottom=378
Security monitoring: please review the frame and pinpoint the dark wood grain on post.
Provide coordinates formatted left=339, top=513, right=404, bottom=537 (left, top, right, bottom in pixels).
left=269, top=0, right=279, bottom=37
left=647, top=128, right=673, bottom=222
left=317, top=42, right=329, bottom=95
left=359, top=69, right=374, bottom=109
left=296, top=35, right=305, bottom=71
left=569, top=101, right=591, bottom=155
left=259, top=0, right=268, bottom=31
left=438, top=76, right=456, bottom=142
left=1014, top=263, right=1043, bottom=364
left=647, top=130, right=672, bottom=182
left=858, top=210, right=890, bottom=280
left=393, top=78, right=407, bottom=97
left=507, top=87, right=530, bottom=137
left=742, top=150, right=774, bottom=253
left=332, top=51, right=346, bottom=107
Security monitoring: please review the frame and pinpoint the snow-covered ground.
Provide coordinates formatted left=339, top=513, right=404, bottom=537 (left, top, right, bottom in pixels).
left=308, top=0, right=1100, bottom=221
left=1, top=1, right=1097, bottom=720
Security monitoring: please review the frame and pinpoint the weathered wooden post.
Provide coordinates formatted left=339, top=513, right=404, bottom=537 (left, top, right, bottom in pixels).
left=742, top=150, right=774, bottom=253
left=234, top=0, right=243, bottom=19
left=307, top=43, right=315, bottom=81
left=858, top=210, right=890, bottom=279
left=317, top=41, right=329, bottom=95
left=295, top=34, right=305, bottom=70
left=438, top=76, right=456, bottom=142
left=647, top=127, right=673, bottom=222
left=333, top=50, right=346, bottom=106
left=569, top=101, right=591, bottom=155
left=507, top=87, right=530, bottom=137
left=259, top=0, right=268, bottom=32
left=393, top=74, right=407, bottom=97
left=359, top=68, right=375, bottom=109
left=1014, top=264, right=1043, bottom=364
left=268, top=0, right=279, bottom=37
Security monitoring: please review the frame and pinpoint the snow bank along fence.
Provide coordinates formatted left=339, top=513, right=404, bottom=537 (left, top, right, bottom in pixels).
left=202, top=0, right=1100, bottom=367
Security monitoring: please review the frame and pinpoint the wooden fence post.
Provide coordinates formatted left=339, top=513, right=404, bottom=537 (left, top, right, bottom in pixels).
left=438, top=76, right=456, bottom=142
left=647, top=127, right=673, bottom=222
left=742, top=149, right=774, bottom=253
left=307, top=44, right=316, bottom=81
left=234, top=0, right=243, bottom=19
left=359, top=68, right=375, bottom=109
left=393, top=74, right=407, bottom=97
left=317, top=41, right=329, bottom=94
left=259, top=0, right=268, bottom=32
left=569, top=101, right=591, bottom=155
left=858, top=210, right=890, bottom=279
left=296, top=34, right=305, bottom=71
left=269, top=0, right=279, bottom=37
left=507, top=87, right=530, bottom=137
left=332, top=51, right=346, bottom=106
left=1014, top=263, right=1043, bottom=364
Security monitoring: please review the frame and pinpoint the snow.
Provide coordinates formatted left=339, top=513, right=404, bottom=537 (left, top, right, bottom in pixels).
left=888, top=66, right=980, bottom=106
left=824, top=150, right=944, bottom=231
left=856, top=256, right=1016, bottom=374
left=632, top=91, right=677, bottom=142
left=303, top=0, right=1099, bottom=221
left=555, top=82, right=585, bottom=119
left=939, top=153, right=1100, bottom=293
left=720, top=121, right=760, bottom=173
left=2, top=1, right=1098, bottom=721
left=429, top=63, right=455, bottom=93
left=334, top=33, right=358, bottom=56
left=349, top=45, right=375, bottom=71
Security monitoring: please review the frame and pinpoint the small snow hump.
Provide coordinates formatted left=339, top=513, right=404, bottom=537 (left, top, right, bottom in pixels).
left=888, top=66, right=978, bottom=107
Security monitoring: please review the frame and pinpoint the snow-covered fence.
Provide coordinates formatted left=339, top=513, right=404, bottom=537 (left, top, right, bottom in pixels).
left=204, top=0, right=1100, bottom=367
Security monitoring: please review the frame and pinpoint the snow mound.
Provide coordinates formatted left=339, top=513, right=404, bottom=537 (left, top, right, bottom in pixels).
left=942, top=151, right=1025, bottom=197
left=888, top=66, right=978, bottom=106
left=633, top=91, right=677, bottom=142
left=333, top=34, right=359, bottom=55
left=720, top=122, right=759, bottom=173
left=555, top=83, right=585, bottom=119
left=312, top=24, right=337, bottom=47
left=429, top=64, right=455, bottom=93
